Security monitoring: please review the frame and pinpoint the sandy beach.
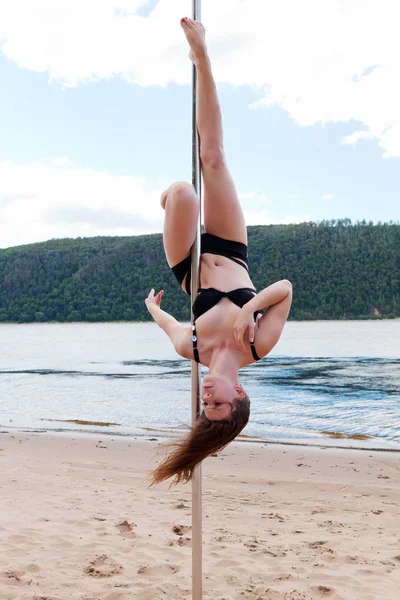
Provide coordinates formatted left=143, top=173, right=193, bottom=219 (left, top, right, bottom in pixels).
left=0, top=431, right=399, bottom=600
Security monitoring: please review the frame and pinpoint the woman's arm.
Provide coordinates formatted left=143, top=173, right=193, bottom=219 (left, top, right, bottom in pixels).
left=245, top=279, right=292, bottom=314
left=234, top=280, right=292, bottom=354
left=145, top=289, right=188, bottom=355
left=252, top=280, right=292, bottom=357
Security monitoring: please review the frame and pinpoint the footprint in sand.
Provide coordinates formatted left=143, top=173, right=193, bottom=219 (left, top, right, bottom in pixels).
left=318, top=520, right=344, bottom=531
left=84, top=554, right=123, bottom=578
left=174, top=502, right=189, bottom=509
left=1, top=569, right=32, bottom=586
left=172, top=524, right=190, bottom=536
left=137, top=565, right=148, bottom=574
left=284, top=593, right=308, bottom=600
left=262, top=548, right=287, bottom=558
left=308, top=540, right=329, bottom=550
left=116, top=520, right=136, bottom=539
left=268, top=512, right=286, bottom=522
left=170, top=524, right=191, bottom=547
left=310, top=585, right=335, bottom=597
left=273, top=573, right=293, bottom=582
left=139, top=563, right=180, bottom=578
left=212, top=528, right=238, bottom=544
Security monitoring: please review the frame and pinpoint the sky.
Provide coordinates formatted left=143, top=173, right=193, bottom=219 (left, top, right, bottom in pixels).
left=0, top=0, right=399, bottom=249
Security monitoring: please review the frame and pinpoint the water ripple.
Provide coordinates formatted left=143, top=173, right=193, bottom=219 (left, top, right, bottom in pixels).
left=1, top=356, right=399, bottom=447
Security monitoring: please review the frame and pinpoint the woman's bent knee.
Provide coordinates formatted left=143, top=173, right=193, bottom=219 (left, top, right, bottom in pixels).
left=161, top=182, right=195, bottom=210
left=169, top=181, right=194, bottom=197
left=165, top=181, right=198, bottom=209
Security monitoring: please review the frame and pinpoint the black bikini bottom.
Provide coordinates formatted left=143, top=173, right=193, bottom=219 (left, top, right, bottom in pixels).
left=171, top=233, right=249, bottom=294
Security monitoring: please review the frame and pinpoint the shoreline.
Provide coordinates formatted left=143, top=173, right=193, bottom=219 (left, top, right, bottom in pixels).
left=1, top=424, right=400, bottom=453
left=1, top=317, right=400, bottom=325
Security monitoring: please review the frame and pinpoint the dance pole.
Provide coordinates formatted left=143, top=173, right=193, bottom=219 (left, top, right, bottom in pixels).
left=190, top=1, right=202, bottom=599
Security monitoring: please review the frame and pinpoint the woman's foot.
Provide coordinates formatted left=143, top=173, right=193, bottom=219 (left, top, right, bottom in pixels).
left=180, top=17, right=208, bottom=67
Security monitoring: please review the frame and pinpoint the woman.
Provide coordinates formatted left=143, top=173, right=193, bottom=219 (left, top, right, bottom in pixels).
left=145, top=18, right=292, bottom=485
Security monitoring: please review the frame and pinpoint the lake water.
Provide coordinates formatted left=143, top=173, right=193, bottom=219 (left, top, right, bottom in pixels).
left=0, top=321, right=399, bottom=449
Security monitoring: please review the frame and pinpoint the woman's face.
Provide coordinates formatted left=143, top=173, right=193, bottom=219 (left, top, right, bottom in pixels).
left=201, top=374, right=244, bottom=421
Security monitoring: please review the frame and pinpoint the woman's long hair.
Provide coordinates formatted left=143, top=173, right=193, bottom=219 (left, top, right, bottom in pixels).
left=151, top=394, right=250, bottom=486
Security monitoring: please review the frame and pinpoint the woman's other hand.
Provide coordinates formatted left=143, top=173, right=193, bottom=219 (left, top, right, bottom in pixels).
left=234, top=309, right=260, bottom=350
left=145, top=289, right=164, bottom=311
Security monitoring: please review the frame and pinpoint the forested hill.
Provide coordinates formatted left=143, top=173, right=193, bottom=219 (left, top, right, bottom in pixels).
left=0, top=221, right=398, bottom=323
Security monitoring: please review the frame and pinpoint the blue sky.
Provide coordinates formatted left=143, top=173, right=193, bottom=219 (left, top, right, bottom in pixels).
left=0, top=0, right=399, bottom=248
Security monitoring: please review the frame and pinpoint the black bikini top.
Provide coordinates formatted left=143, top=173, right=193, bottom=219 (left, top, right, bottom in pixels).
left=191, top=287, right=262, bottom=363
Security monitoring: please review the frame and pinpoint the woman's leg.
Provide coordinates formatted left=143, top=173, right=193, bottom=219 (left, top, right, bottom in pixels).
left=181, top=18, right=247, bottom=245
left=161, top=181, right=200, bottom=268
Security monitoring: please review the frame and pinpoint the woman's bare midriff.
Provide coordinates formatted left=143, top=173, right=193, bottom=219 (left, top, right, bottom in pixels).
left=180, top=255, right=258, bottom=366
left=182, top=253, right=255, bottom=292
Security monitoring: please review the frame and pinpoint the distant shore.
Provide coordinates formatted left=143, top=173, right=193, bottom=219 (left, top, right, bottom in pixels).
left=1, top=317, right=400, bottom=324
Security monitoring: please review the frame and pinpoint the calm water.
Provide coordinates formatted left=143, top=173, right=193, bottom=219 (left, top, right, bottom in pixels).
left=0, top=321, right=399, bottom=449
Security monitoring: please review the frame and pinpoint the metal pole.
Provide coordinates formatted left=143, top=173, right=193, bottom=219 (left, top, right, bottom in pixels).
left=190, top=1, right=202, bottom=599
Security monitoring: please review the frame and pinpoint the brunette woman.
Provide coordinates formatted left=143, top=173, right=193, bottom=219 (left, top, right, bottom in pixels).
left=145, top=18, right=292, bottom=485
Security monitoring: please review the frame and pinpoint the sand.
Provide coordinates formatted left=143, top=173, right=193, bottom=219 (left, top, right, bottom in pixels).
left=0, top=431, right=399, bottom=600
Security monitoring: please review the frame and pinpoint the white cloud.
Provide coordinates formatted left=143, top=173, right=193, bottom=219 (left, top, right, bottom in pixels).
left=0, top=0, right=188, bottom=87
left=0, top=158, right=164, bottom=248
left=50, top=156, right=75, bottom=167
left=239, top=191, right=269, bottom=204
left=0, top=158, right=310, bottom=248
left=240, top=191, right=309, bottom=224
left=1, top=1, right=399, bottom=157
left=321, top=194, right=335, bottom=200
left=342, top=130, right=374, bottom=146
left=243, top=209, right=309, bottom=227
